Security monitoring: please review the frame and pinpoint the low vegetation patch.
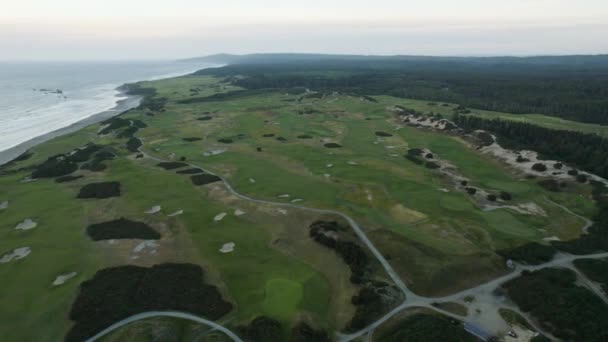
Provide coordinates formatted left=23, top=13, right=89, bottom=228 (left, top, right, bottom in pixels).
left=218, top=138, right=234, bottom=144
left=376, top=313, right=476, bottom=342
left=497, top=242, right=556, bottom=265
left=157, top=162, right=188, bottom=170
left=31, top=156, right=78, bottom=178
left=76, top=181, right=121, bottom=199
left=297, top=134, right=312, bottom=139
left=55, top=175, right=83, bottom=183
left=66, top=263, right=232, bottom=342
left=182, top=137, right=202, bottom=142
left=375, top=131, right=393, bottom=137
left=86, top=218, right=160, bottom=240
left=324, top=143, right=341, bottom=148
left=191, top=173, right=221, bottom=185
left=176, top=168, right=204, bottom=174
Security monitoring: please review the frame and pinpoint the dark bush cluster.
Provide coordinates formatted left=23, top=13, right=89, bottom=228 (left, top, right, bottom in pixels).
left=324, top=143, right=342, bottom=148
left=309, top=221, right=368, bottom=284
left=55, top=175, right=84, bottom=183
left=86, top=218, right=160, bottom=240
left=176, top=168, right=204, bottom=175
left=290, top=323, right=330, bottom=342
left=31, top=156, right=78, bottom=178
left=182, top=137, right=202, bottom=142
left=376, top=313, right=476, bottom=342
left=76, top=181, right=121, bottom=199
left=375, top=131, right=393, bottom=137
left=157, top=162, right=188, bottom=170
left=66, top=263, right=232, bottom=342
left=297, top=134, right=313, bottom=139
left=237, top=316, right=283, bottom=342
left=191, top=173, right=221, bottom=185
left=532, top=163, right=547, bottom=172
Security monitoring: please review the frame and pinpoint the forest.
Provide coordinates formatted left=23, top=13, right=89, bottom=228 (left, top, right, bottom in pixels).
left=198, top=55, right=608, bottom=124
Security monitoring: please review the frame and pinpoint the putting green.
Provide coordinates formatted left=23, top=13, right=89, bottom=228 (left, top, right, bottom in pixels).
left=262, top=278, right=304, bottom=320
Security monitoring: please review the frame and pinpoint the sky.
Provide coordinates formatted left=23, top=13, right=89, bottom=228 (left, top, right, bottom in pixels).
left=1, top=0, right=608, bottom=60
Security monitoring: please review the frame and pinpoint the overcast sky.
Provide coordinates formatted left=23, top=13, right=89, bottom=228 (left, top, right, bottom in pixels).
left=2, top=0, right=608, bottom=60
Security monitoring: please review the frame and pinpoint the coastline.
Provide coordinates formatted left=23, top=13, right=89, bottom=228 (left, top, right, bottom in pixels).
left=0, top=90, right=142, bottom=166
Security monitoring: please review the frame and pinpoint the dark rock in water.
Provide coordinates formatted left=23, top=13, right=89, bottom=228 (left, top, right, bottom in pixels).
left=157, top=162, right=188, bottom=170
left=263, top=133, right=275, bottom=137
left=191, top=174, right=221, bottom=185
left=77, top=182, right=121, bottom=199
left=182, top=137, right=202, bottom=142
left=56, top=175, right=84, bottom=183
left=86, top=218, right=160, bottom=241
left=176, top=168, right=204, bottom=175
left=375, top=131, right=393, bottom=137
left=324, top=143, right=342, bottom=148
left=297, top=134, right=312, bottom=139
left=217, top=138, right=234, bottom=144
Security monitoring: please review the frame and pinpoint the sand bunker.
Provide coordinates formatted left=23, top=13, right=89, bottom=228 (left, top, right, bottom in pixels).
left=219, top=242, right=236, bottom=253
left=234, top=209, right=246, bottom=216
left=249, top=178, right=256, bottom=183
left=275, top=209, right=288, bottom=216
left=0, top=247, right=31, bottom=263
left=52, top=272, right=78, bottom=286
left=133, top=240, right=159, bottom=253
left=203, top=149, right=227, bottom=157
left=15, top=218, right=37, bottom=230
left=168, top=209, right=184, bottom=217
left=145, top=205, right=161, bottom=214
left=291, top=198, right=303, bottom=203
left=0, top=201, right=7, bottom=210
left=326, top=164, right=333, bottom=168
left=214, top=212, right=227, bottom=221
left=278, top=194, right=290, bottom=198
left=347, top=161, right=358, bottom=165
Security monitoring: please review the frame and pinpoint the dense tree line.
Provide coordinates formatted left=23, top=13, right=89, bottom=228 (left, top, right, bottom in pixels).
left=66, top=263, right=232, bottom=342
left=376, top=313, right=476, bottom=342
left=502, top=268, right=608, bottom=341
left=198, top=57, right=608, bottom=124
left=454, top=115, right=608, bottom=179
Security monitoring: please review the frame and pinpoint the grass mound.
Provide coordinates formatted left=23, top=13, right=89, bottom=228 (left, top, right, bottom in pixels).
left=157, top=162, right=188, bottom=170
left=262, top=279, right=303, bottom=319
left=66, top=263, right=232, bottom=342
left=55, top=175, right=83, bottom=183
left=324, top=143, right=342, bottom=148
left=76, top=181, right=121, bottom=199
left=191, top=174, right=221, bottom=185
left=86, top=218, right=160, bottom=240
left=182, top=137, right=202, bottom=142
left=176, top=168, right=204, bottom=174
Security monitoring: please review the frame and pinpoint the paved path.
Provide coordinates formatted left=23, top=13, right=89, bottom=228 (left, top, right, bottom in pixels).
left=85, top=311, right=243, bottom=342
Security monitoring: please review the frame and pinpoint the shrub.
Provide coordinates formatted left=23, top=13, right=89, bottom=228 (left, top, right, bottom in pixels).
left=500, top=191, right=512, bottom=201
left=126, top=137, right=141, bottom=152
left=77, top=181, right=121, bottom=199
left=176, top=168, right=203, bottom=174
left=554, top=162, right=563, bottom=169
left=291, top=323, right=330, bottom=342
left=238, top=317, right=283, bottom=342
left=407, top=148, right=424, bottom=157
left=157, top=162, right=188, bottom=170
left=324, top=143, right=341, bottom=148
left=538, top=179, right=560, bottom=192
left=516, top=155, right=530, bottom=163
left=425, top=162, right=440, bottom=169
left=55, top=175, right=83, bottom=183
left=86, top=218, right=160, bottom=240
left=487, top=194, right=497, bottom=201
left=217, top=138, right=233, bottom=144
left=425, top=153, right=434, bottom=159
left=375, top=131, right=393, bottom=137
left=182, top=137, right=202, bottom=142
left=532, top=163, right=547, bottom=172
left=568, top=169, right=579, bottom=176
left=466, top=187, right=477, bottom=195
left=577, top=174, right=588, bottom=183
left=297, top=134, right=312, bottom=139
left=191, top=174, right=221, bottom=185
left=31, top=156, right=78, bottom=178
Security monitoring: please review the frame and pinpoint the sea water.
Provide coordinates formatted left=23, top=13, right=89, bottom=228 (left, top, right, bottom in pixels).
left=0, top=61, right=214, bottom=153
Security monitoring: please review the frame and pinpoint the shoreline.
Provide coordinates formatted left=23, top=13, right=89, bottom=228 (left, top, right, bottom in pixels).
left=0, top=91, right=142, bottom=166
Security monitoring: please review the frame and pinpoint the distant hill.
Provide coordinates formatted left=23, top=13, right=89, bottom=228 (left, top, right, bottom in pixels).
left=183, top=53, right=608, bottom=67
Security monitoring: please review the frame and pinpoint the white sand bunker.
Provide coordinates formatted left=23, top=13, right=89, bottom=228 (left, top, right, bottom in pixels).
left=543, top=236, right=561, bottom=242
left=278, top=194, right=290, bottom=198
left=219, top=242, right=236, bottom=254
left=0, top=247, right=31, bottom=263
left=52, top=272, right=77, bottom=286
left=0, top=201, right=8, bottom=210
left=133, top=240, right=159, bottom=254
left=347, top=161, right=358, bottom=165
left=326, top=163, right=333, bottom=168
left=324, top=173, right=331, bottom=178
left=145, top=205, right=161, bottom=214
left=249, top=178, right=256, bottom=183
left=214, top=212, right=227, bottom=221
left=275, top=209, right=288, bottom=216
left=234, top=209, right=246, bottom=216
left=15, top=219, right=37, bottom=230
left=203, top=149, right=227, bottom=157
left=291, top=198, right=303, bottom=203
left=168, top=209, right=184, bottom=217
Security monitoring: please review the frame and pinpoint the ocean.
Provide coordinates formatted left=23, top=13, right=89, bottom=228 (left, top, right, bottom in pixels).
left=0, top=60, right=214, bottom=161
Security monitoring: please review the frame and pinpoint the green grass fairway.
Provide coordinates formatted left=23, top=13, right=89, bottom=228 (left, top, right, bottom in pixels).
left=262, top=279, right=304, bottom=320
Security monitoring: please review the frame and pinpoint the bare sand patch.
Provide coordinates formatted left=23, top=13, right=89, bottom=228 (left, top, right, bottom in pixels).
left=234, top=209, right=246, bottom=216
left=0, top=201, right=8, bottom=210
left=15, top=218, right=37, bottom=230
left=52, top=272, right=78, bottom=286
left=219, top=242, right=235, bottom=253
left=214, top=212, right=227, bottom=221
left=168, top=209, right=183, bottom=217
left=145, top=205, right=161, bottom=214
left=0, top=247, right=31, bottom=263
